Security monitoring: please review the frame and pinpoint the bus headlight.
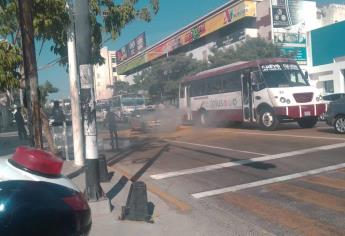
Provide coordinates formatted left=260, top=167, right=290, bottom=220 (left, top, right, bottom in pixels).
left=280, top=97, right=286, bottom=103
left=286, top=99, right=291, bottom=104
left=316, top=95, right=323, bottom=102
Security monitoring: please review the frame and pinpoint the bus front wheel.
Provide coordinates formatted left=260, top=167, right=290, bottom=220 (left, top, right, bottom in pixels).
left=297, top=117, right=318, bottom=128
left=258, top=108, right=279, bottom=131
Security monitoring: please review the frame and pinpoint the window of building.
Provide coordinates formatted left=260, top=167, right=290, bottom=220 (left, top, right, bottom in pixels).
left=112, top=67, right=117, bottom=73
left=111, top=57, right=116, bottom=63
left=324, top=80, right=334, bottom=94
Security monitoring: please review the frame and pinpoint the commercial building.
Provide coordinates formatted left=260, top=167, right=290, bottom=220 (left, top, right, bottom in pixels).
left=93, top=47, right=125, bottom=101
left=110, top=0, right=345, bottom=94
left=117, top=0, right=257, bottom=75
left=318, top=4, right=345, bottom=26
left=307, top=20, right=345, bottom=94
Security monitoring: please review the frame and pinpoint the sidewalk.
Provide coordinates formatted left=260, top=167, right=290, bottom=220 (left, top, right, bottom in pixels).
left=62, top=135, right=198, bottom=236
left=1, top=128, right=271, bottom=236
left=0, top=131, right=30, bottom=156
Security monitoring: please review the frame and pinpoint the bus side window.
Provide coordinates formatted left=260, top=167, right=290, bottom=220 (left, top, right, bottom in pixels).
left=191, top=80, right=205, bottom=97
left=223, top=72, right=241, bottom=93
left=205, top=77, right=220, bottom=95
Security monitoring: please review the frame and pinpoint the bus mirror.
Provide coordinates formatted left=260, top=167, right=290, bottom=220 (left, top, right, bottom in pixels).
left=250, top=72, right=257, bottom=86
left=304, top=71, right=309, bottom=79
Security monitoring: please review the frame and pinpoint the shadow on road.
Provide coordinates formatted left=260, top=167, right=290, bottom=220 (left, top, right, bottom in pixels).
left=106, top=143, right=169, bottom=201
left=170, top=143, right=276, bottom=171
left=317, top=128, right=338, bottom=135
left=0, top=135, right=29, bottom=156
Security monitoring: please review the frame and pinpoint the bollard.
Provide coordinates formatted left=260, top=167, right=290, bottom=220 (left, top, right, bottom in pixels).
left=120, top=181, right=154, bottom=223
left=98, top=154, right=110, bottom=182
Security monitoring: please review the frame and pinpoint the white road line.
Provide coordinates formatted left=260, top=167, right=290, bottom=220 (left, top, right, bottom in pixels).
left=0, top=132, right=18, bottom=138
left=151, top=142, right=345, bottom=180
left=166, top=140, right=268, bottom=156
left=192, top=162, right=345, bottom=199
left=222, top=130, right=345, bottom=141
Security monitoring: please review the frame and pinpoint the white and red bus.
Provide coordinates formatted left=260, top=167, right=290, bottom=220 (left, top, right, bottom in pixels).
left=179, top=58, right=326, bottom=130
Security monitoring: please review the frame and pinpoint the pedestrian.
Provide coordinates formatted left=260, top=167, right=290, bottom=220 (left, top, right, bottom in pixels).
left=105, top=106, right=119, bottom=150
left=14, top=106, right=27, bottom=140
left=51, top=100, right=65, bottom=126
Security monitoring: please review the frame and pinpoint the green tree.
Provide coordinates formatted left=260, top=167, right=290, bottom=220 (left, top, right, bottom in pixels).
left=133, top=53, right=205, bottom=103
left=114, top=80, right=139, bottom=94
left=208, top=37, right=286, bottom=68
left=0, top=40, right=22, bottom=90
left=0, top=0, right=159, bottom=88
left=39, top=81, right=59, bottom=105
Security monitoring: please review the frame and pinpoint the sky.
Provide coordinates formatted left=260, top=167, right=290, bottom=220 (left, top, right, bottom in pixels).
left=37, top=0, right=345, bottom=100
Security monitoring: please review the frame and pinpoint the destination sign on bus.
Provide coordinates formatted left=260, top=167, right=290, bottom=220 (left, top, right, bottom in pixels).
left=260, top=64, right=282, bottom=72
left=282, top=63, right=299, bottom=70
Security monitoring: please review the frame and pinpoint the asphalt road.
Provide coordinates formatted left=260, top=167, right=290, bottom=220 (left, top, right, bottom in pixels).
left=111, top=122, right=345, bottom=236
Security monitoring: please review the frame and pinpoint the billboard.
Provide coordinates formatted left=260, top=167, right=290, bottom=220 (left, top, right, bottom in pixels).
left=311, top=21, right=345, bottom=66
left=147, top=0, right=256, bottom=61
left=270, top=0, right=307, bottom=64
left=118, top=0, right=256, bottom=74
left=116, top=32, right=146, bottom=64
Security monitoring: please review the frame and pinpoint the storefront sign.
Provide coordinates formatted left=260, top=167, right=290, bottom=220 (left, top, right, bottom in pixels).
left=281, top=47, right=307, bottom=64
left=119, top=0, right=256, bottom=74
left=270, top=0, right=307, bottom=64
left=117, top=54, right=146, bottom=75
left=273, top=32, right=306, bottom=45
left=116, top=32, right=146, bottom=64
left=216, top=30, right=245, bottom=48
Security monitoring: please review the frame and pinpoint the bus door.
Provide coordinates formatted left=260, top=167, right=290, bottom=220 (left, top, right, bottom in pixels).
left=186, top=85, right=193, bottom=120
left=180, top=84, right=192, bottom=121
left=186, top=85, right=191, bottom=108
left=242, top=73, right=253, bottom=122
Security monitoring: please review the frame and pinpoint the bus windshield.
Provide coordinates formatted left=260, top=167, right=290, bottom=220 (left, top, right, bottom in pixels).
left=260, top=63, right=308, bottom=88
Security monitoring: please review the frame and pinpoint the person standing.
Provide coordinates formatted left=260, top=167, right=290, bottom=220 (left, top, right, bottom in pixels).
left=14, top=106, right=27, bottom=140
left=105, top=107, right=119, bottom=150
left=51, top=100, right=66, bottom=126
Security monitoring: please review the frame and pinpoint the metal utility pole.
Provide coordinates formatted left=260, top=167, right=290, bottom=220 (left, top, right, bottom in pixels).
left=18, top=0, right=43, bottom=148
left=67, top=1, right=84, bottom=166
left=74, top=0, right=104, bottom=200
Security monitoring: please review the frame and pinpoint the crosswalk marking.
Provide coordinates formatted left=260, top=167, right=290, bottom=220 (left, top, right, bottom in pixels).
left=151, top=142, right=345, bottom=180
left=165, top=140, right=268, bottom=155
left=302, top=175, right=345, bottom=190
left=223, top=130, right=345, bottom=141
left=191, top=163, right=345, bottom=199
left=222, top=193, right=344, bottom=236
left=269, top=183, right=345, bottom=212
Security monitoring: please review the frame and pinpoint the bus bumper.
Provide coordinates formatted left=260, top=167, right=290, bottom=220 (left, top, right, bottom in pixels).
left=274, top=104, right=326, bottom=119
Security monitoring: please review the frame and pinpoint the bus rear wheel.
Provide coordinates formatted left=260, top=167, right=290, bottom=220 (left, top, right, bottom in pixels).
left=197, top=110, right=210, bottom=127
left=297, top=117, right=318, bottom=128
left=258, top=108, right=279, bottom=131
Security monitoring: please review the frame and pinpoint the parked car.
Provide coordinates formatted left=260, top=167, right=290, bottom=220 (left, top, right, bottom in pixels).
left=323, top=93, right=345, bottom=102
left=0, top=146, right=92, bottom=236
left=324, top=97, right=345, bottom=134
left=319, top=93, right=345, bottom=120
